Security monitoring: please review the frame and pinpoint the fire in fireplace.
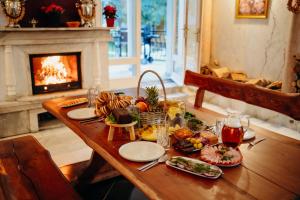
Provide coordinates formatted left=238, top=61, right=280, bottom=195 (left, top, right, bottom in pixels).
left=30, top=52, right=82, bottom=94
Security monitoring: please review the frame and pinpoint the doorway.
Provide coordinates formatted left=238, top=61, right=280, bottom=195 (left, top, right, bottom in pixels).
left=101, top=0, right=202, bottom=89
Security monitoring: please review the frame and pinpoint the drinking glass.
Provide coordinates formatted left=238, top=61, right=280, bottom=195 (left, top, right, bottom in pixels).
left=215, top=119, right=224, bottom=137
left=87, top=87, right=99, bottom=107
left=156, top=122, right=170, bottom=149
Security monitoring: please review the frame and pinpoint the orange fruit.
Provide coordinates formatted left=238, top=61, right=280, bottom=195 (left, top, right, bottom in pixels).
left=136, top=102, right=148, bottom=112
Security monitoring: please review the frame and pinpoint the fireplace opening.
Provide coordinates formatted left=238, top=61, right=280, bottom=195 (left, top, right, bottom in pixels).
left=30, top=52, right=82, bottom=94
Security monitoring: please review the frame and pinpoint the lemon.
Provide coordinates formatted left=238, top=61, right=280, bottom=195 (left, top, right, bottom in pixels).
left=190, top=138, right=196, bottom=144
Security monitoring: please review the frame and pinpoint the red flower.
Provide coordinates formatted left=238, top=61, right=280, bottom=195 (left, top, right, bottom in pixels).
left=103, top=5, right=117, bottom=19
left=41, top=3, right=64, bottom=14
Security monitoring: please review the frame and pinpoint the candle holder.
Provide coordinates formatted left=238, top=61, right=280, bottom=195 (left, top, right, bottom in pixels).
left=0, top=0, right=26, bottom=28
left=76, top=0, right=96, bottom=27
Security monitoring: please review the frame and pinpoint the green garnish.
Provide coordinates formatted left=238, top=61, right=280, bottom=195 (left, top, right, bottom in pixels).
left=221, top=155, right=234, bottom=161
left=184, top=112, right=196, bottom=119
left=107, top=113, right=116, bottom=123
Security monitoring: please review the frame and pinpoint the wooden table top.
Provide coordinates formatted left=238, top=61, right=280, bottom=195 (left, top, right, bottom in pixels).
left=42, top=95, right=300, bottom=200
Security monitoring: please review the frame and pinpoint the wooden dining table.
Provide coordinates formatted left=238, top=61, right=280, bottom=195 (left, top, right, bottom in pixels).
left=42, top=92, right=300, bottom=200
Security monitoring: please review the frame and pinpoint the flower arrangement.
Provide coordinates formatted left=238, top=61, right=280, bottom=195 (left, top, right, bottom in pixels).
left=102, top=5, right=117, bottom=19
left=41, top=3, right=64, bottom=15
left=41, top=3, right=64, bottom=27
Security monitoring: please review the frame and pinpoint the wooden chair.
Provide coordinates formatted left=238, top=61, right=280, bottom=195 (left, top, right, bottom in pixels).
left=0, top=136, right=81, bottom=200
left=184, top=70, right=300, bottom=120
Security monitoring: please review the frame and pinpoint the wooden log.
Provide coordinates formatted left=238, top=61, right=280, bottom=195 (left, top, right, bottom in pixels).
left=184, top=70, right=300, bottom=120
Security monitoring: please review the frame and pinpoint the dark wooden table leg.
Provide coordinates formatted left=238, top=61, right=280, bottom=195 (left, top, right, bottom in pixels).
left=77, top=151, right=106, bottom=184
left=73, top=151, right=106, bottom=193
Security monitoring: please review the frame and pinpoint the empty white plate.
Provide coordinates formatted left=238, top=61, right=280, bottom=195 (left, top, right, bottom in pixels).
left=67, top=107, right=96, bottom=120
left=243, top=129, right=256, bottom=140
left=119, top=141, right=165, bottom=162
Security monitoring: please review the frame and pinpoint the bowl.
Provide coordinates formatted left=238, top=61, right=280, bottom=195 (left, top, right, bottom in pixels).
left=66, top=21, right=81, bottom=27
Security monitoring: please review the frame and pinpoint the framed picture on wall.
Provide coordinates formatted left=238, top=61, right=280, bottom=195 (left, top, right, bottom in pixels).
left=236, top=0, right=269, bottom=19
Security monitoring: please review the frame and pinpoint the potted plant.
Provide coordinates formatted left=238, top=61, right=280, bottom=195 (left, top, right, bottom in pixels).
left=103, top=5, right=117, bottom=27
left=41, top=3, right=64, bottom=27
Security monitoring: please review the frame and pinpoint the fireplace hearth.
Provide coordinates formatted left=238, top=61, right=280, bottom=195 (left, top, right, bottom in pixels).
left=29, top=52, right=82, bottom=94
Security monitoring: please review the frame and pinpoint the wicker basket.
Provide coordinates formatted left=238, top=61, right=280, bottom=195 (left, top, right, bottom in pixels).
left=137, top=70, right=167, bottom=126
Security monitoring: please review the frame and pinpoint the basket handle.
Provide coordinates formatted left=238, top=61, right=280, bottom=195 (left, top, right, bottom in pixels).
left=137, top=70, right=167, bottom=111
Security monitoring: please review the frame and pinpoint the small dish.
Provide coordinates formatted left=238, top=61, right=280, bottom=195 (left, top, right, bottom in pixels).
left=243, top=129, right=256, bottom=140
left=67, top=107, right=96, bottom=120
left=66, top=21, right=80, bottom=27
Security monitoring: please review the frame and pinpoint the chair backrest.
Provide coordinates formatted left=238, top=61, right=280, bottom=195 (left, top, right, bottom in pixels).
left=184, top=70, right=300, bottom=120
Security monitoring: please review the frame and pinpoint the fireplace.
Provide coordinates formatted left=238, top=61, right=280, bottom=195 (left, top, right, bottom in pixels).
left=29, top=52, right=82, bottom=94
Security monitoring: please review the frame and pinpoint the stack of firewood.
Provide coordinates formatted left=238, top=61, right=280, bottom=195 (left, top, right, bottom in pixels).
left=200, top=65, right=282, bottom=91
left=292, top=57, right=300, bottom=93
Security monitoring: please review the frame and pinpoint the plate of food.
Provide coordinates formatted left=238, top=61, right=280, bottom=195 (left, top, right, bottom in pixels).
left=173, top=131, right=219, bottom=154
left=166, top=156, right=222, bottom=179
left=119, top=141, right=165, bottom=162
left=60, top=97, right=88, bottom=108
left=200, top=144, right=243, bottom=167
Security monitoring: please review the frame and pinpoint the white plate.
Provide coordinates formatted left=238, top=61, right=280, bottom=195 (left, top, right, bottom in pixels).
left=166, top=156, right=222, bottom=179
left=119, top=141, right=165, bottom=162
left=67, top=107, right=96, bottom=120
left=243, top=129, right=256, bottom=140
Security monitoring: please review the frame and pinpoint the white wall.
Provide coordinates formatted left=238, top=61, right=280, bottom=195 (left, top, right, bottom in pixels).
left=211, top=0, right=293, bottom=81
left=203, top=1, right=299, bottom=131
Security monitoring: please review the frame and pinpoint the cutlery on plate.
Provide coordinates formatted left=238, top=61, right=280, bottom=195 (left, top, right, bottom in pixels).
left=247, top=138, right=266, bottom=150
left=140, top=154, right=168, bottom=172
left=80, top=117, right=103, bottom=124
left=81, top=119, right=103, bottom=125
left=138, top=159, right=158, bottom=171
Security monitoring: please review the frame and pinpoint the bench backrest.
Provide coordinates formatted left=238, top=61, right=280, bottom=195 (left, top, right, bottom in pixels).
left=0, top=136, right=81, bottom=200
left=184, top=70, right=300, bottom=120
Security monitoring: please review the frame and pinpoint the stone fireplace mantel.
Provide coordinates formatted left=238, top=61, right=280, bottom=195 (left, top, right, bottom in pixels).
left=0, top=27, right=112, bottom=101
left=0, top=27, right=112, bottom=136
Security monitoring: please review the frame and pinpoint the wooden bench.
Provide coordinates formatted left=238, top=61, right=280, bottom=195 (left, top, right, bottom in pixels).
left=184, top=70, right=300, bottom=120
left=0, top=135, right=81, bottom=200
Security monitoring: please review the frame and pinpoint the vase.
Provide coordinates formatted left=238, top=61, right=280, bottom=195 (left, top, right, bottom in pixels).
left=44, top=12, right=62, bottom=27
left=106, top=18, right=115, bottom=27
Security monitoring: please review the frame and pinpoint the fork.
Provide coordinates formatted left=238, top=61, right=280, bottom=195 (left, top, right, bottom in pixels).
left=137, top=154, right=167, bottom=171
left=247, top=138, right=266, bottom=150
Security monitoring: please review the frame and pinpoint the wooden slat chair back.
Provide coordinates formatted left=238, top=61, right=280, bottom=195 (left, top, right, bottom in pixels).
left=184, top=70, right=300, bottom=120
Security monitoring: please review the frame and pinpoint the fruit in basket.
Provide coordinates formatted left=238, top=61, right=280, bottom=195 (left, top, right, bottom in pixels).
left=135, top=97, right=146, bottom=104
left=145, top=86, right=159, bottom=111
left=135, top=101, right=148, bottom=112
